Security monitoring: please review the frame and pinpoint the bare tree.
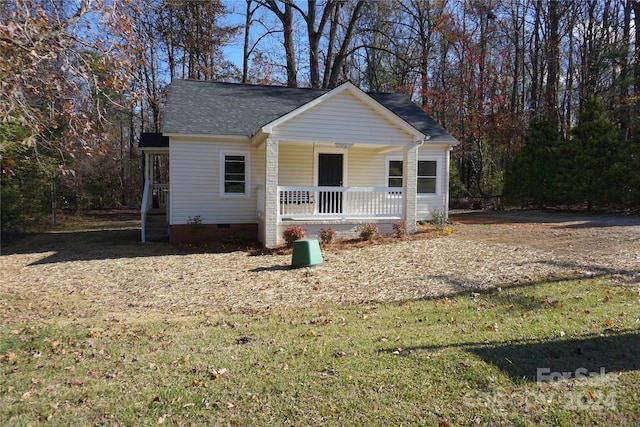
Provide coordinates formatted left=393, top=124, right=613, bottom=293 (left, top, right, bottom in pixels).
left=323, top=0, right=366, bottom=88
left=290, top=0, right=338, bottom=88
left=262, top=0, right=298, bottom=86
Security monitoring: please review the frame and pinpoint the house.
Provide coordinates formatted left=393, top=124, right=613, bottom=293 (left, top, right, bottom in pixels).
left=140, top=80, right=459, bottom=247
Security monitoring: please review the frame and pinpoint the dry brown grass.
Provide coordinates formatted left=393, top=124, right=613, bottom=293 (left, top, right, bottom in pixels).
left=1, top=211, right=638, bottom=323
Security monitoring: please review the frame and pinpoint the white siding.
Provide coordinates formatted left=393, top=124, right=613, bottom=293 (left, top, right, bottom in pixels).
left=416, top=145, right=448, bottom=220
left=270, top=91, right=415, bottom=145
left=346, top=146, right=387, bottom=187
left=278, top=144, right=392, bottom=187
left=169, top=138, right=264, bottom=225
left=168, top=138, right=448, bottom=226
left=278, top=143, right=314, bottom=185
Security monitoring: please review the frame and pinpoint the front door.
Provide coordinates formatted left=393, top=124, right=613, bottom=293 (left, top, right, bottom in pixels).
left=318, top=153, right=343, bottom=213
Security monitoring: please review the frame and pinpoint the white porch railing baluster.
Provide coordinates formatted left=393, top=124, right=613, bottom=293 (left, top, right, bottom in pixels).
left=277, top=186, right=404, bottom=221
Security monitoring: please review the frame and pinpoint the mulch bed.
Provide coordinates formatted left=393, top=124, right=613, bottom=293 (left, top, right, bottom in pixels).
left=1, top=213, right=638, bottom=321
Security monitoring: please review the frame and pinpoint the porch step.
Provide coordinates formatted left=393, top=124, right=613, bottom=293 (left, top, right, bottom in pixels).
left=145, top=213, right=168, bottom=242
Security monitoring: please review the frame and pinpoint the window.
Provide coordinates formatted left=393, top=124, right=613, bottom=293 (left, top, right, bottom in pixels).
left=387, top=159, right=437, bottom=194
left=417, top=160, right=437, bottom=194
left=221, top=153, right=249, bottom=196
left=388, top=160, right=403, bottom=187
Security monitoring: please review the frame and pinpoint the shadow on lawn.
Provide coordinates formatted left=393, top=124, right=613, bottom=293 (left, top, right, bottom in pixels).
left=385, top=330, right=640, bottom=382
left=2, top=228, right=183, bottom=264
left=451, top=210, right=640, bottom=229
left=426, top=256, right=639, bottom=296
left=468, top=330, right=640, bottom=382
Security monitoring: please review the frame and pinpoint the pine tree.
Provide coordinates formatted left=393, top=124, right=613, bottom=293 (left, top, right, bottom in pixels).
left=568, top=98, right=620, bottom=209
left=504, top=116, right=562, bottom=207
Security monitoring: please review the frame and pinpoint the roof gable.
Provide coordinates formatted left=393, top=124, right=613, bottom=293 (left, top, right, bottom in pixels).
left=261, top=82, right=425, bottom=141
left=161, top=80, right=458, bottom=144
left=263, top=83, right=424, bottom=144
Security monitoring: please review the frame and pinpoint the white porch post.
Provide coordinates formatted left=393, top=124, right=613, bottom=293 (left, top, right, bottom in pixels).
left=404, top=144, right=418, bottom=234
left=264, top=138, right=279, bottom=247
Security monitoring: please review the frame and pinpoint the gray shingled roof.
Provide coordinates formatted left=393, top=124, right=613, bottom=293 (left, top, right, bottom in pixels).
left=161, top=79, right=458, bottom=143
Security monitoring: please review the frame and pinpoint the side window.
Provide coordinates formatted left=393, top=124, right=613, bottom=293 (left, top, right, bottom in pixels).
left=417, top=160, right=437, bottom=194
left=388, top=160, right=403, bottom=188
left=221, top=153, right=249, bottom=196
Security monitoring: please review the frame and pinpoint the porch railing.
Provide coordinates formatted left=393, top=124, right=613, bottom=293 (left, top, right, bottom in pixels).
left=151, top=184, right=169, bottom=209
left=277, top=186, right=404, bottom=220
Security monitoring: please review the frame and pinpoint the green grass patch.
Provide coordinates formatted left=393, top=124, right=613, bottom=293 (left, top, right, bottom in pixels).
left=1, top=278, right=639, bottom=426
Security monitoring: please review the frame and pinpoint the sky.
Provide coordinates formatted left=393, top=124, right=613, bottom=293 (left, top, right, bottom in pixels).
left=220, top=0, right=308, bottom=80
left=220, top=0, right=248, bottom=68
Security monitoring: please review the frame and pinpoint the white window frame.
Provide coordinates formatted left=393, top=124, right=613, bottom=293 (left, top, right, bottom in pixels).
left=417, top=158, right=439, bottom=197
left=220, top=151, right=250, bottom=197
left=386, top=156, right=440, bottom=197
left=386, top=158, right=404, bottom=189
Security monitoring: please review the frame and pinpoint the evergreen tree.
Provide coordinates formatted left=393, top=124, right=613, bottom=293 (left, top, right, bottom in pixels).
left=615, top=120, right=640, bottom=207
left=504, top=116, right=562, bottom=207
left=568, top=98, right=620, bottom=209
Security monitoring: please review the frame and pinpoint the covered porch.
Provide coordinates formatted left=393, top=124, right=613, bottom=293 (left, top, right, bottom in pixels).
left=260, top=186, right=404, bottom=221
left=256, top=138, right=421, bottom=247
left=139, top=133, right=170, bottom=243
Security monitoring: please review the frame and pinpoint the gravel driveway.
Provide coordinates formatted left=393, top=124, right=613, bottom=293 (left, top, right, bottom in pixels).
left=1, top=211, right=639, bottom=318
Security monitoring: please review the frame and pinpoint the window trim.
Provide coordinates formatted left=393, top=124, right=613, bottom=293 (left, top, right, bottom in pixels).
left=386, top=159, right=404, bottom=189
left=220, top=151, right=250, bottom=197
left=417, top=159, right=438, bottom=196
left=386, top=156, right=440, bottom=196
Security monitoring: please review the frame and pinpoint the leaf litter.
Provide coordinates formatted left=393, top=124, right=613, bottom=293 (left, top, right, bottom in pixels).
left=1, top=217, right=638, bottom=320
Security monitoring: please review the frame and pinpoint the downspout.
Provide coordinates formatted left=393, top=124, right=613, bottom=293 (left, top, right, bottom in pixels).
left=445, top=145, right=452, bottom=220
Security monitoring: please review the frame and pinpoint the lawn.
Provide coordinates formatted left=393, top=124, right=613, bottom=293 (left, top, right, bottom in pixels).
left=1, top=276, right=638, bottom=426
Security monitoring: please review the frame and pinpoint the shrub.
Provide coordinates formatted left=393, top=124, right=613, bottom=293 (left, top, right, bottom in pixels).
left=355, top=223, right=378, bottom=241
left=430, top=210, right=447, bottom=230
left=187, top=215, right=206, bottom=237
left=318, top=227, right=337, bottom=245
left=283, top=226, right=306, bottom=247
left=392, top=221, right=407, bottom=238
left=222, top=232, right=248, bottom=245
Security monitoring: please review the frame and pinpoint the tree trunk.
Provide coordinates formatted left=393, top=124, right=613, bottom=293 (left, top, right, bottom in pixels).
left=282, top=2, right=297, bottom=87
left=620, top=0, right=632, bottom=141
left=303, top=0, right=335, bottom=88
left=326, top=0, right=365, bottom=88
left=530, top=0, right=542, bottom=114
left=545, top=0, right=560, bottom=120
left=243, top=0, right=253, bottom=84
left=265, top=0, right=297, bottom=87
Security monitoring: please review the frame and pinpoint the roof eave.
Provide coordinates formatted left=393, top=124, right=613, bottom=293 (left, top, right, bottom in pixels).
left=161, top=133, right=250, bottom=142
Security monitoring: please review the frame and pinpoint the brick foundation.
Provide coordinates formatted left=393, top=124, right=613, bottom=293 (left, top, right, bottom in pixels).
left=170, top=223, right=259, bottom=244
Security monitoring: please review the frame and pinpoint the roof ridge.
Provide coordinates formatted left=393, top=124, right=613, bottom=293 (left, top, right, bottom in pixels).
left=171, top=79, right=419, bottom=97
left=172, top=78, right=331, bottom=93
